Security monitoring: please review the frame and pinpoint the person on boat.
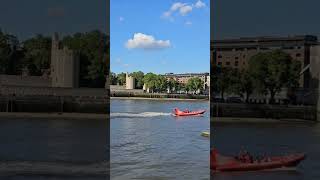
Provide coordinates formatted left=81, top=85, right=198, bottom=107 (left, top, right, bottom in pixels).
left=183, top=109, right=190, bottom=113
left=243, top=151, right=254, bottom=163
left=237, top=149, right=246, bottom=162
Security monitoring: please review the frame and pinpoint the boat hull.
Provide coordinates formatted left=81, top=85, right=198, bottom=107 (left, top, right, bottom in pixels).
left=174, top=108, right=206, bottom=116
left=211, top=151, right=305, bottom=172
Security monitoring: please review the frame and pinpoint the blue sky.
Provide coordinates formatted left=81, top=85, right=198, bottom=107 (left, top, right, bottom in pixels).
left=110, top=0, right=210, bottom=74
left=212, top=0, right=320, bottom=40
left=0, top=0, right=108, bottom=40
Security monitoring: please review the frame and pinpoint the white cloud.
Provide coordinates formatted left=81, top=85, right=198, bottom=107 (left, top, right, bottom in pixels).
left=162, top=1, right=205, bottom=20
left=125, top=33, right=171, bottom=50
left=194, top=0, right=206, bottom=8
left=162, top=11, right=171, bottom=18
left=185, top=21, right=192, bottom=25
left=123, top=64, right=129, bottom=67
left=119, top=17, right=124, bottom=22
left=171, top=2, right=187, bottom=11
left=179, top=5, right=193, bottom=16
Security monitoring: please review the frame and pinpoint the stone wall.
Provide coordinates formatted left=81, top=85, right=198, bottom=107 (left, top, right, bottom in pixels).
left=0, top=86, right=109, bottom=114
left=0, top=75, right=51, bottom=87
left=0, top=85, right=107, bottom=97
left=211, top=103, right=316, bottom=120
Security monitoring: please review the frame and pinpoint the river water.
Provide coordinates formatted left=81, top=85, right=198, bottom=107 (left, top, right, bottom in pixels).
left=212, top=121, right=320, bottom=180
left=0, top=117, right=108, bottom=179
left=111, top=99, right=210, bottom=180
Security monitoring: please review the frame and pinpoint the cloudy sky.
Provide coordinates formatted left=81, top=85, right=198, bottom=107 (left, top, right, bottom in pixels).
left=212, top=0, right=320, bottom=40
left=110, top=0, right=210, bottom=74
left=0, top=0, right=108, bottom=40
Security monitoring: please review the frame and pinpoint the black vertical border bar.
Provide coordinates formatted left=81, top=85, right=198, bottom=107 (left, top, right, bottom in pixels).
left=210, top=0, right=214, bottom=176
left=106, top=0, right=110, bottom=179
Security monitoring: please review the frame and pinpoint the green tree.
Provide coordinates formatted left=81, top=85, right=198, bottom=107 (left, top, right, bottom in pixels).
left=117, top=72, right=126, bottom=85
left=143, top=73, right=158, bottom=93
left=186, top=77, right=204, bottom=94
left=232, top=70, right=254, bottom=103
left=155, top=75, right=167, bottom=93
left=248, top=50, right=298, bottom=104
left=130, top=71, right=144, bottom=89
left=167, top=78, right=178, bottom=93
left=0, top=31, right=23, bottom=75
left=62, top=30, right=108, bottom=87
left=176, top=83, right=185, bottom=93
left=22, top=34, right=51, bottom=76
left=215, top=67, right=233, bottom=99
left=109, top=72, right=118, bottom=85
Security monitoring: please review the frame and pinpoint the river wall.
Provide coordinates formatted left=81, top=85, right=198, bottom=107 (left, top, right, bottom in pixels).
left=0, top=86, right=109, bottom=114
left=211, top=103, right=317, bottom=121
left=111, top=91, right=209, bottom=100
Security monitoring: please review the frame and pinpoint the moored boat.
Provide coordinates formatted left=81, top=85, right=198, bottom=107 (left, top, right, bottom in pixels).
left=173, top=108, right=206, bottom=116
left=211, top=149, right=306, bottom=172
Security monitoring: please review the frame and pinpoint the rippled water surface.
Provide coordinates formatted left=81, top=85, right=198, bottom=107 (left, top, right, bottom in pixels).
left=111, top=99, right=210, bottom=180
left=212, top=121, right=320, bottom=180
left=0, top=117, right=108, bottom=179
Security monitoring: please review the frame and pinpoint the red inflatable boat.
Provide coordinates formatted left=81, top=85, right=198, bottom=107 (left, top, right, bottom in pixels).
left=211, top=149, right=306, bottom=172
left=173, top=108, right=206, bottom=116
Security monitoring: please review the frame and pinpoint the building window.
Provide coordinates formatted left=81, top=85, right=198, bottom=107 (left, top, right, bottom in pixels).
left=235, top=61, right=239, bottom=66
left=235, top=57, right=239, bottom=60
left=296, top=53, right=301, bottom=57
left=218, top=55, right=222, bottom=58
left=226, top=62, right=230, bottom=66
left=217, top=62, right=222, bottom=66
left=243, top=55, right=246, bottom=58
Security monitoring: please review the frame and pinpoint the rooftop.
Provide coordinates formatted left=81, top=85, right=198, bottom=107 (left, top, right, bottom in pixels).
left=212, top=35, right=319, bottom=49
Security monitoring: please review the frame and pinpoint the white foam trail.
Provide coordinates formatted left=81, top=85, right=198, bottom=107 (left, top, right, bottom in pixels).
left=111, top=112, right=172, bottom=118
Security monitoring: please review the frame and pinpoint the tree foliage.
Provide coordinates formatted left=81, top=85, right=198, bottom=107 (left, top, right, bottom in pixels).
left=212, top=50, right=301, bottom=104
left=186, top=77, right=204, bottom=94
left=62, top=30, right=108, bottom=88
left=130, top=71, right=144, bottom=89
left=23, top=34, right=51, bottom=75
left=248, top=50, right=300, bottom=104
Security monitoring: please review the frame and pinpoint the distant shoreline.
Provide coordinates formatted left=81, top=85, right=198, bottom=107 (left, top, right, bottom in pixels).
left=111, top=97, right=209, bottom=101
left=0, top=112, right=107, bottom=120
left=211, top=117, right=317, bottom=123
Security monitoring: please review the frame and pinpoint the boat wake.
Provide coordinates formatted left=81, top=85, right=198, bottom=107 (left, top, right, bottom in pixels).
left=111, top=112, right=172, bottom=118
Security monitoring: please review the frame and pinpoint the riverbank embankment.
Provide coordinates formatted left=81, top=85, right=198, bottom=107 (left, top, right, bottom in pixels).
left=0, top=85, right=109, bottom=114
left=0, top=112, right=107, bottom=120
left=211, top=103, right=317, bottom=121
left=111, top=96, right=208, bottom=101
left=111, top=91, right=209, bottom=100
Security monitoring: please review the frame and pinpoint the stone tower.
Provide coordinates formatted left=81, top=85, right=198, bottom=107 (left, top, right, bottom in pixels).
left=125, top=72, right=135, bottom=89
left=51, top=33, right=80, bottom=88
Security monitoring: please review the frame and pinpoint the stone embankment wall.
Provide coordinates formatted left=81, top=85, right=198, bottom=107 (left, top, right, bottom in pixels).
left=111, top=91, right=209, bottom=100
left=0, top=75, right=51, bottom=87
left=211, top=103, right=316, bottom=121
left=0, top=86, right=109, bottom=114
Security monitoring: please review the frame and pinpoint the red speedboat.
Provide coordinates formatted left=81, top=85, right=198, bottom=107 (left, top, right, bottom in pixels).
left=211, top=149, right=306, bottom=172
left=173, top=108, right=206, bottom=116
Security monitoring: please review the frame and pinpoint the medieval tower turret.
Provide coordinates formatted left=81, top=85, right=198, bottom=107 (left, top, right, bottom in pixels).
left=51, top=33, right=80, bottom=88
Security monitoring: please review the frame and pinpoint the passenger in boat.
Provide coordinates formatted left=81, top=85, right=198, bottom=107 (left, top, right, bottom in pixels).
left=243, top=152, right=254, bottom=163
left=183, top=109, right=190, bottom=113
